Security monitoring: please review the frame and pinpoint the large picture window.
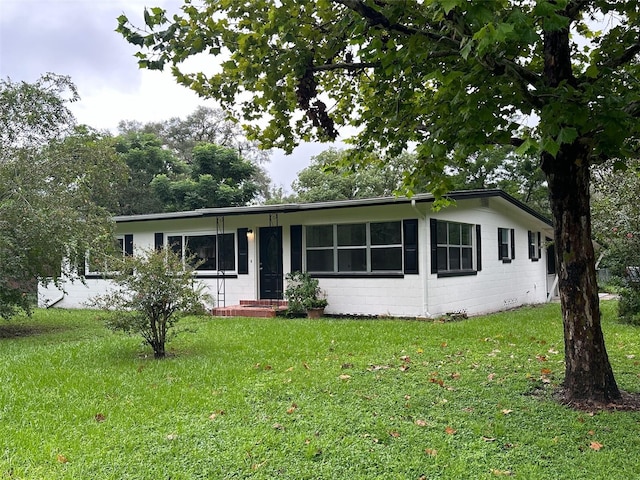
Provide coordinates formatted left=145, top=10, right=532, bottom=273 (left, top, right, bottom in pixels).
left=167, top=233, right=235, bottom=271
left=305, top=221, right=403, bottom=274
left=431, top=219, right=480, bottom=276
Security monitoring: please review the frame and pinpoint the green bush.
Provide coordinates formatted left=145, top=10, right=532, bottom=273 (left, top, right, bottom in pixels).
left=618, top=285, right=640, bottom=325
left=284, top=271, right=328, bottom=314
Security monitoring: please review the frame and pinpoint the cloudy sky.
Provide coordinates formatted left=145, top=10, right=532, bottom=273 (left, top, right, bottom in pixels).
left=0, top=0, right=335, bottom=190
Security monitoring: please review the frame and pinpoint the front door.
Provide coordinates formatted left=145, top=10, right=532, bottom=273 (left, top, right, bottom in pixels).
left=259, top=226, right=283, bottom=299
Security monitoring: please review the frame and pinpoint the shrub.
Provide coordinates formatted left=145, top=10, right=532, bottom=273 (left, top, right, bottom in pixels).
left=284, top=271, right=327, bottom=315
left=91, top=248, right=211, bottom=358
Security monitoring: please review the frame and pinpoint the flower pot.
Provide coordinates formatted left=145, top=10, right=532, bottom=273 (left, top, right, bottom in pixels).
left=306, top=307, right=325, bottom=319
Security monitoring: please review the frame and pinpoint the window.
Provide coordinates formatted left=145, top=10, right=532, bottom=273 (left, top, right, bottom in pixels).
left=85, top=234, right=133, bottom=276
left=431, top=219, right=480, bottom=276
left=498, top=228, right=515, bottom=263
left=167, top=233, right=235, bottom=271
left=305, top=221, right=403, bottom=274
left=528, top=231, right=541, bottom=261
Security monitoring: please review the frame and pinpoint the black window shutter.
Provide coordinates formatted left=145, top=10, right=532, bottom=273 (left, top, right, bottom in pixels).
left=290, top=225, right=303, bottom=272
left=430, top=219, right=438, bottom=274
left=510, top=228, right=515, bottom=260
left=476, top=225, right=482, bottom=271
left=528, top=231, right=533, bottom=259
left=237, top=228, right=248, bottom=274
left=497, top=228, right=502, bottom=260
left=154, top=232, right=164, bottom=251
left=124, top=234, right=134, bottom=256
left=403, top=219, right=419, bottom=274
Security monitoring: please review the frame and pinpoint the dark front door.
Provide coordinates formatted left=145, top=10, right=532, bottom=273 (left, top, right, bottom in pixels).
left=259, top=226, right=283, bottom=299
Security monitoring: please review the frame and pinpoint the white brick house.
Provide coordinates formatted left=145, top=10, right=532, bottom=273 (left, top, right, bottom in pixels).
left=38, top=189, right=555, bottom=318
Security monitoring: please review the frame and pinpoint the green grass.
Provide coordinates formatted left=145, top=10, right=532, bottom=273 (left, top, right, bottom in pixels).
left=1, top=302, right=639, bottom=479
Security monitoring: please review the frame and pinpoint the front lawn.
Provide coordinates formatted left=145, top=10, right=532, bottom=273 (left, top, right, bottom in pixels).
left=0, top=302, right=639, bottom=479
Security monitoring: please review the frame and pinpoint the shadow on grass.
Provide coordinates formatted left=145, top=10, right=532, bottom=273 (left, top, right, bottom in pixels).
left=0, top=323, right=69, bottom=339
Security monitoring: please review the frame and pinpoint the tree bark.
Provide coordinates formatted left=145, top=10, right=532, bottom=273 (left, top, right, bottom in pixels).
left=541, top=27, right=621, bottom=404
left=542, top=144, right=620, bottom=404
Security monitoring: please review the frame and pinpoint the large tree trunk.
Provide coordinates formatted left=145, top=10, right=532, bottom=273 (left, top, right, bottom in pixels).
left=541, top=25, right=621, bottom=405
left=542, top=144, right=620, bottom=404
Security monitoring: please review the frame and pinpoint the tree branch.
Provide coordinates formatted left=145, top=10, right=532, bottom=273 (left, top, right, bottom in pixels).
left=332, top=0, right=460, bottom=48
left=311, top=61, right=379, bottom=72
left=603, top=42, right=640, bottom=70
left=565, top=0, right=592, bottom=21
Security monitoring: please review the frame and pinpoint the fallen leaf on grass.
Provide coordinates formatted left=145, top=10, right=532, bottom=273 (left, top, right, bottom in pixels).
left=56, top=454, right=68, bottom=464
left=488, top=373, right=496, bottom=381
left=415, top=419, right=428, bottom=427
left=166, top=433, right=178, bottom=441
left=94, top=413, right=106, bottom=422
left=209, top=410, right=225, bottom=420
left=400, top=355, right=411, bottom=363
left=367, top=364, right=390, bottom=371
left=588, top=430, right=595, bottom=436
left=338, top=374, right=351, bottom=381
left=501, top=409, right=513, bottom=415
left=389, top=430, right=401, bottom=438
left=445, top=426, right=457, bottom=435
left=482, top=436, right=496, bottom=442
left=536, top=355, right=547, bottom=362
left=540, top=368, right=552, bottom=375
left=286, top=366, right=294, bottom=372
left=590, top=441, right=603, bottom=451
left=491, top=469, right=513, bottom=476
left=286, top=403, right=298, bottom=414
left=424, top=448, right=438, bottom=456
left=303, top=362, right=310, bottom=370
left=399, top=365, right=410, bottom=372
left=273, top=423, right=284, bottom=431
left=451, top=372, right=461, bottom=380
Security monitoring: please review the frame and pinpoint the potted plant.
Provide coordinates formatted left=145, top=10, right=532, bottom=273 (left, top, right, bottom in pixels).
left=284, top=271, right=328, bottom=318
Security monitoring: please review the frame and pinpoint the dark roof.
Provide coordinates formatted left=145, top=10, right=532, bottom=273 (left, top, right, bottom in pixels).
left=114, top=189, right=552, bottom=226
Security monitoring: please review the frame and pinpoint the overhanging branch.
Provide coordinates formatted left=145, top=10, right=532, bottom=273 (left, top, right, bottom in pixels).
left=332, top=0, right=460, bottom=48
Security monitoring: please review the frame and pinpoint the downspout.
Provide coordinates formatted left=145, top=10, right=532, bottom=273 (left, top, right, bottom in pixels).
left=46, top=290, right=66, bottom=308
left=411, top=199, right=431, bottom=318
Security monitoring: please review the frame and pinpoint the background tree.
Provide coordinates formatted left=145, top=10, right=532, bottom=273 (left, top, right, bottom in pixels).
left=289, top=149, right=420, bottom=202
left=118, top=1, right=640, bottom=404
left=151, top=143, right=259, bottom=211
left=120, top=106, right=271, bottom=165
left=113, top=131, right=186, bottom=215
left=116, top=109, right=271, bottom=210
left=448, top=147, right=550, bottom=216
left=91, top=248, right=210, bottom=359
left=0, top=75, right=125, bottom=318
left=591, top=160, right=640, bottom=323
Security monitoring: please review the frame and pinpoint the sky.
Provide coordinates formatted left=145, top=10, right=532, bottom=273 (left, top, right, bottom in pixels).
left=0, top=0, right=337, bottom=190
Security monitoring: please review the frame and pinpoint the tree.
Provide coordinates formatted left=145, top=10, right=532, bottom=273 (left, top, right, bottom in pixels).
left=447, top=147, right=550, bottom=217
left=151, top=143, right=259, bottom=211
left=289, top=148, right=420, bottom=202
left=118, top=1, right=640, bottom=404
left=0, top=75, right=124, bottom=318
left=120, top=106, right=271, bottom=165
left=591, top=161, right=640, bottom=322
left=91, top=248, right=210, bottom=359
left=113, top=131, right=187, bottom=215
left=116, top=114, right=271, bottom=209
